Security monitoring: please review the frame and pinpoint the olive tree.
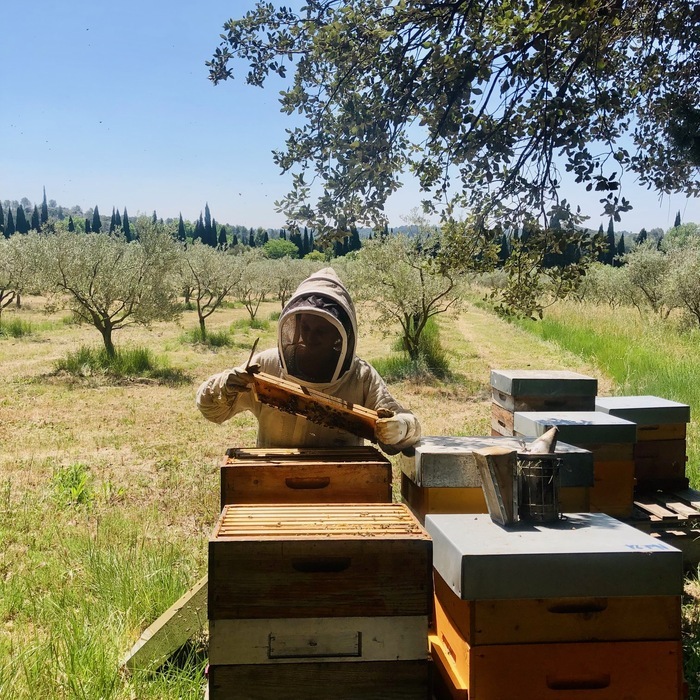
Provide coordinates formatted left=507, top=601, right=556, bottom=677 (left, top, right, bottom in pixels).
left=180, top=241, right=246, bottom=339
left=233, top=250, right=275, bottom=321
left=621, top=242, right=676, bottom=318
left=39, top=221, right=181, bottom=356
left=345, top=232, right=466, bottom=360
left=0, top=233, right=40, bottom=321
left=268, top=257, right=321, bottom=308
left=661, top=236, right=700, bottom=328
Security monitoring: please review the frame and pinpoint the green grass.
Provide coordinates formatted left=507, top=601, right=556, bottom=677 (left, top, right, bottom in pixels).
left=54, top=345, right=190, bottom=384
left=181, top=326, right=234, bottom=348
left=511, top=304, right=700, bottom=485
left=0, top=486, right=206, bottom=699
left=0, top=317, right=33, bottom=337
left=372, top=316, right=451, bottom=381
left=230, top=317, right=270, bottom=332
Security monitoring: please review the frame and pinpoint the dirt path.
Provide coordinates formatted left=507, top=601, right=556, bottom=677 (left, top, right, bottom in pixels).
left=392, top=303, right=615, bottom=439
left=453, top=304, right=615, bottom=394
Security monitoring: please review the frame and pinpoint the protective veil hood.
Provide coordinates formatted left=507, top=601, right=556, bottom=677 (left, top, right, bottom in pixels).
left=277, top=268, right=358, bottom=387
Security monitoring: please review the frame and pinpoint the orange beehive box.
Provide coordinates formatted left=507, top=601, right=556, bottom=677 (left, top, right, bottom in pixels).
left=220, top=446, right=392, bottom=507
left=633, top=439, right=688, bottom=489
left=208, top=659, right=431, bottom=700
left=401, top=472, right=590, bottom=523
left=208, top=503, right=433, bottom=621
left=588, top=459, right=636, bottom=519
left=433, top=571, right=681, bottom=647
left=430, top=634, right=684, bottom=700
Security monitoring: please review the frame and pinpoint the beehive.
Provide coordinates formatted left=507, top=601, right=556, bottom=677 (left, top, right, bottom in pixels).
left=398, top=436, right=593, bottom=522
left=220, top=446, right=392, bottom=507
left=490, top=369, right=597, bottom=436
left=430, top=634, right=683, bottom=700
left=595, top=396, right=691, bottom=491
left=426, top=513, right=684, bottom=700
left=208, top=503, right=433, bottom=700
left=514, top=411, right=637, bottom=518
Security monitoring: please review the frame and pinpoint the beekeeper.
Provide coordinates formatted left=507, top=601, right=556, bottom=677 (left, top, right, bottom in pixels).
left=196, top=267, right=421, bottom=452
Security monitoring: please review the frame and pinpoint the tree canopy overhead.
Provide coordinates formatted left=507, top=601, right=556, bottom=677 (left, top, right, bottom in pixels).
left=208, top=0, right=700, bottom=233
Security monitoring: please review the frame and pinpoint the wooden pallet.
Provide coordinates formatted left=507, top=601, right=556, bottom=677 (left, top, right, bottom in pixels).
left=630, top=488, right=700, bottom=531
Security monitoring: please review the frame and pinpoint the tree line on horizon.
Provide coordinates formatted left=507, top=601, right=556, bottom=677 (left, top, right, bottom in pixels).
left=1, top=190, right=694, bottom=270
left=0, top=191, right=366, bottom=259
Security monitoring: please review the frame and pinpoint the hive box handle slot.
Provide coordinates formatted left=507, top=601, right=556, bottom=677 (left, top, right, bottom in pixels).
left=546, top=674, right=611, bottom=690
left=291, top=557, right=352, bottom=573
left=284, top=477, right=331, bottom=490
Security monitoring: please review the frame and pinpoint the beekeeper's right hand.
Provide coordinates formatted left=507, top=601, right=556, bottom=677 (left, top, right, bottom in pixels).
left=225, top=368, right=254, bottom=395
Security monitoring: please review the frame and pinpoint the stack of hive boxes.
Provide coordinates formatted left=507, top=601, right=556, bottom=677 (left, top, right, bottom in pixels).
left=398, top=436, right=594, bottom=522
left=425, top=512, right=685, bottom=700
left=208, top=447, right=433, bottom=700
left=513, top=410, right=637, bottom=519
left=595, top=396, right=691, bottom=493
left=490, top=369, right=598, bottom=438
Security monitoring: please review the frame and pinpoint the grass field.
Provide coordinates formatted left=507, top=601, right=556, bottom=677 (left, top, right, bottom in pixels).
left=0, top=294, right=697, bottom=698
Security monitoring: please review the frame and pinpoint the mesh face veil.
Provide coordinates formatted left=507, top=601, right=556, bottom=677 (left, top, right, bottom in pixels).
left=278, top=294, right=355, bottom=385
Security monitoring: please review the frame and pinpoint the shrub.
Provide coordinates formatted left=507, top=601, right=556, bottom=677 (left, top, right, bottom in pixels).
left=0, top=318, right=33, bottom=337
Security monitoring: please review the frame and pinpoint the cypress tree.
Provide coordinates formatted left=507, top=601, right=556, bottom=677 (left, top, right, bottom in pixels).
left=152, top=210, right=158, bottom=225
left=498, top=232, right=510, bottom=266
left=109, top=207, right=116, bottom=233
left=177, top=213, right=186, bottom=242
left=123, top=208, right=131, bottom=240
left=91, top=205, right=102, bottom=233
left=0, top=202, right=4, bottom=234
left=16, top=206, right=29, bottom=234
left=348, top=225, right=361, bottom=252
left=606, top=219, right=616, bottom=265
left=280, top=228, right=287, bottom=240
left=41, top=187, right=49, bottom=224
left=5, top=210, right=14, bottom=237
left=218, top=225, right=228, bottom=248
left=232, top=233, right=239, bottom=246
left=596, top=224, right=606, bottom=262
left=636, top=228, right=647, bottom=245
left=674, top=210, right=682, bottom=227
left=85, top=218, right=91, bottom=233
left=203, top=204, right=215, bottom=246
left=615, top=233, right=626, bottom=266
left=211, top=220, right=219, bottom=248
left=115, top=209, right=122, bottom=227
left=249, top=227, right=256, bottom=248
left=31, top=205, right=40, bottom=231
left=68, top=216, right=75, bottom=232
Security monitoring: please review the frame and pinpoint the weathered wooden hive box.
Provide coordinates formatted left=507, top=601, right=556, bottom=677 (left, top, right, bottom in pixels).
left=398, top=436, right=594, bottom=521
left=491, top=369, right=598, bottom=437
left=595, top=396, right=691, bottom=491
left=220, top=446, right=392, bottom=507
left=208, top=502, right=433, bottom=700
left=514, top=411, right=637, bottom=518
left=426, top=513, right=684, bottom=700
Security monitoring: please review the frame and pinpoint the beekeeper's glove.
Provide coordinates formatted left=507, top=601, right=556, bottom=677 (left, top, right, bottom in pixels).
left=375, top=413, right=412, bottom=446
left=225, top=368, right=254, bottom=395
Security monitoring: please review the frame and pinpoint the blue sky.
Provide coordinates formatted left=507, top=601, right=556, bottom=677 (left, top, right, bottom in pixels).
left=2, top=1, right=699, bottom=232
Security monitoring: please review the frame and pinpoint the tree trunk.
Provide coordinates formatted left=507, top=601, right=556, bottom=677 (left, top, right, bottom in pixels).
left=199, top=314, right=207, bottom=340
left=100, top=324, right=116, bottom=358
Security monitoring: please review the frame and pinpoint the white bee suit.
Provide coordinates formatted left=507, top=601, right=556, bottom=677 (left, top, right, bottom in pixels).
left=196, top=267, right=421, bottom=450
